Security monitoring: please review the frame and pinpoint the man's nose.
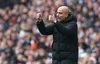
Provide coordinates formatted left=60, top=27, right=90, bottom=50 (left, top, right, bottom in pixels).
left=56, top=13, right=59, bottom=17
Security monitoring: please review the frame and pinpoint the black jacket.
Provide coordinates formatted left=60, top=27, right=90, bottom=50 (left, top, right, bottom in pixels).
left=37, top=13, right=78, bottom=64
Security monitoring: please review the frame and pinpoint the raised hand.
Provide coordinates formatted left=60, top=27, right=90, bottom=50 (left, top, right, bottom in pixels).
left=49, top=14, right=56, bottom=23
left=36, top=13, right=42, bottom=20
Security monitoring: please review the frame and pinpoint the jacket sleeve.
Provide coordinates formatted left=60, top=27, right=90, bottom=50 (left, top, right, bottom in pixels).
left=37, top=20, right=54, bottom=35
left=55, top=21, right=77, bottom=37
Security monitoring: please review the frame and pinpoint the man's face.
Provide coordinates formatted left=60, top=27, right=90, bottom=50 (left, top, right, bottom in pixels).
left=56, top=8, right=68, bottom=21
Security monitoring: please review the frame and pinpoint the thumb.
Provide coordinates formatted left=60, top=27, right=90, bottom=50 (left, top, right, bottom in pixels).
left=49, top=15, right=52, bottom=21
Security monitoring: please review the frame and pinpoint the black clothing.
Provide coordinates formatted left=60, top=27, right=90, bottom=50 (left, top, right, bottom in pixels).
left=37, top=13, right=78, bottom=64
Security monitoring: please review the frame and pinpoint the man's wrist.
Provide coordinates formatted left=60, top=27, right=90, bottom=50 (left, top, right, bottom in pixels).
left=37, top=19, right=43, bottom=23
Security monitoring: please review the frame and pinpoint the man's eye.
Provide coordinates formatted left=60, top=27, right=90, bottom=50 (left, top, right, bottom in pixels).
left=57, top=12, right=62, bottom=14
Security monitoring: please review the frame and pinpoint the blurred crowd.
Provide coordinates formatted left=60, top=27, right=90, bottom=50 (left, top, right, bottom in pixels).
left=0, top=0, right=100, bottom=64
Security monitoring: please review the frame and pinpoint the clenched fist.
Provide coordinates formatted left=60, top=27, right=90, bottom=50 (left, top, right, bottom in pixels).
left=36, top=13, right=42, bottom=20
left=49, top=15, right=56, bottom=23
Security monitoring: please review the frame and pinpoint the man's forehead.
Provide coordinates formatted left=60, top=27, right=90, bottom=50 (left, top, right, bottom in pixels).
left=57, top=9, right=63, bottom=12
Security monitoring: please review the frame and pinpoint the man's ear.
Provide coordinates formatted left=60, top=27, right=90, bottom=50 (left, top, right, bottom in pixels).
left=65, top=13, right=69, bottom=18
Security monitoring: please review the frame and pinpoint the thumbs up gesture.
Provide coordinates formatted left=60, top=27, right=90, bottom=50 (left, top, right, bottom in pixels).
left=36, top=13, right=42, bottom=20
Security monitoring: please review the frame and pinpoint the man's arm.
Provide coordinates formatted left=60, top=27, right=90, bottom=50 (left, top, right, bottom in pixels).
left=55, top=21, right=77, bottom=37
left=36, top=13, right=54, bottom=35
left=37, top=20, right=54, bottom=35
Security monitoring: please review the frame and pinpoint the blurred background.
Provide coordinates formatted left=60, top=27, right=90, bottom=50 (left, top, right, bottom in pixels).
left=0, top=0, right=100, bottom=64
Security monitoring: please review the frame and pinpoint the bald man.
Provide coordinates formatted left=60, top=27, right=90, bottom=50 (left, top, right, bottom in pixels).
left=36, top=6, right=78, bottom=64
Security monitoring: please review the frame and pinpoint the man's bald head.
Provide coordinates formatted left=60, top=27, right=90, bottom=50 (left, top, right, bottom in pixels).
left=57, top=6, right=70, bottom=15
left=56, top=6, right=70, bottom=21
